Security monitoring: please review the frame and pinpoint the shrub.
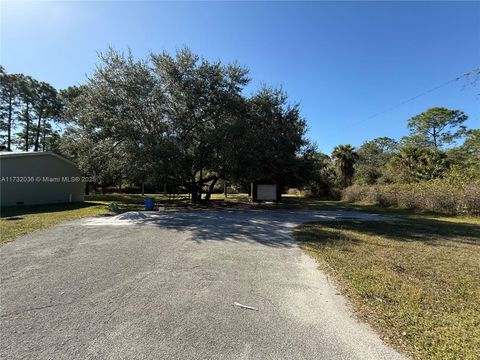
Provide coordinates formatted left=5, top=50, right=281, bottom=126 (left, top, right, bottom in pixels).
left=341, top=169, right=480, bottom=215
left=108, top=202, right=120, bottom=212
left=305, top=186, right=341, bottom=200
left=342, top=184, right=369, bottom=203
left=286, top=188, right=303, bottom=195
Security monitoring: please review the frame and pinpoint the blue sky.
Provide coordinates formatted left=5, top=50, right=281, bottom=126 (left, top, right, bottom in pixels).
left=1, top=1, right=479, bottom=153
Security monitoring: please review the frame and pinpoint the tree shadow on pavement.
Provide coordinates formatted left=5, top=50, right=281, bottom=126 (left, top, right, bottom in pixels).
left=124, top=209, right=391, bottom=248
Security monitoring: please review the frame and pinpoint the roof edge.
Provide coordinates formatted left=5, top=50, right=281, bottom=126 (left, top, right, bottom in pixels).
left=0, top=151, right=79, bottom=168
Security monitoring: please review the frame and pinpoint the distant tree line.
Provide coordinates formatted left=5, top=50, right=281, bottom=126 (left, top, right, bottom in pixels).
left=1, top=52, right=478, bottom=202
left=307, top=107, right=478, bottom=199
left=0, top=65, right=64, bottom=152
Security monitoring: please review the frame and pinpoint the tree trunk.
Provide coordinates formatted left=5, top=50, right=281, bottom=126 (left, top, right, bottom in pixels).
left=190, top=173, right=219, bottom=203
left=204, top=177, right=219, bottom=201
left=190, top=174, right=199, bottom=203
left=191, top=185, right=201, bottom=203
left=24, top=103, right=30, bottom=151
left=34, top=114, right=42, bottom=152
left=141, top=182, right=145, bottom=196
left=42, top=118, right=47, bottom=151
left=7, top=97, right=12, bottom=151
left=224, top=181, right=227, bottom=198
left=199, top=169, right=203, bottom=200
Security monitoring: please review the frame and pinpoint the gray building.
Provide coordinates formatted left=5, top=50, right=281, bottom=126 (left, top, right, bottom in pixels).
left=0, top=152, right=85, bottom=207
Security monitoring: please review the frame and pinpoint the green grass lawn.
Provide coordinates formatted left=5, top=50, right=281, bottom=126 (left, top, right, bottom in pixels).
left=0, top=193, right=182, bottom=244
left=294, top=215, right=480, bottom=360
left=281, top=195, right=454, bottom=216
left=0, top=201, right=111, bottom=244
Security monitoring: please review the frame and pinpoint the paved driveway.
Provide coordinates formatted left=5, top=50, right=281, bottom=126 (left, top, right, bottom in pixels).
left=1, top=209, right=405, bottom=360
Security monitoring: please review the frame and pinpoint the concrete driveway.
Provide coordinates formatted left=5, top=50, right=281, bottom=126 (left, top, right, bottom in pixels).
left=0, top=209, right=405, bottom=360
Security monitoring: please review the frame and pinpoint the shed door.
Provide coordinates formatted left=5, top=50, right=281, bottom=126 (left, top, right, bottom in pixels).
left=257, top=184, right=277, bottom=201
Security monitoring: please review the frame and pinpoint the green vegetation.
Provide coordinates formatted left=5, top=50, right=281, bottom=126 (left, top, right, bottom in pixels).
left=1, top=50, right=312, bottom=201
left=0, top=194, right=171, bottom=244
left=2, top=41, right=478, bottom=360
left=304, top=109, right=477, bottom=215
left=2, top=57, right=478, bottom=209
left=2, top=192, right=477, bottom=246
left=343, top=167, right=480, bottom=215
left=333, top=110, right=479, bottom=215
left=406, top=107, right=468, bottom=150
left=0, top=66, right=61, bottom=152
left=0, top=194, right=395, bottom=245
left=0, top=194, right=177, bottom=244
left=0, top=201, right=110, bottom=244
left=0, top=193, right=259, bottom=244
left=331, top=144, right=359, bottom=188
left=294, top=215, right=480, bottom=360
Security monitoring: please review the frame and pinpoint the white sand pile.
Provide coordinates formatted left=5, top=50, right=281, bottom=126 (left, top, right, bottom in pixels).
left=114, top=211, right=148, bottom=221
left=82, top=211, right=156, bottom=226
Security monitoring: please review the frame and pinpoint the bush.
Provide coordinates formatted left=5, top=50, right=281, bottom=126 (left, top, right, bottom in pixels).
left=286, top=188, right=303, bottom=195
left=342, top=184, right=375, bottom=203
left=341, top=169, right=480, bottom=215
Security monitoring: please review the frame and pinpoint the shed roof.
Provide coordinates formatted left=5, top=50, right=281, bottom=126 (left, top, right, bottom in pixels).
left=0, top=151, right=78, bottom=167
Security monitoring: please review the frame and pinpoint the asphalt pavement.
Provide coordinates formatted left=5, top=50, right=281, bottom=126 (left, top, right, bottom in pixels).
left=0, top=209, right=405, bottom=360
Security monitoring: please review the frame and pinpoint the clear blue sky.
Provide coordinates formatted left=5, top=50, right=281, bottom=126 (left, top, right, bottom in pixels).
left=1, top=1, right=479, bottom=153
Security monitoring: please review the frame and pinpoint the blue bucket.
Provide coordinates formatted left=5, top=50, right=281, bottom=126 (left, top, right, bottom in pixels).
left=144, top=197, right=155, bottom=211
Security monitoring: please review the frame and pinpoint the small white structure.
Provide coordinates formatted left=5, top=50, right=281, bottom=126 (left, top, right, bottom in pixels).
left=251, top=178, right=281, bottom=202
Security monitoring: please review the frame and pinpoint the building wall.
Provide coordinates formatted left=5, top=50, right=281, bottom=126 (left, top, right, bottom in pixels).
left=0, top=154, right=85, bottom=206
left=257, top=184, right=278, bottom=201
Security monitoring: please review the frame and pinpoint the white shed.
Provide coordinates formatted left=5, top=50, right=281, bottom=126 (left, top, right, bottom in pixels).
left=251, top=178, right=281, bottom=202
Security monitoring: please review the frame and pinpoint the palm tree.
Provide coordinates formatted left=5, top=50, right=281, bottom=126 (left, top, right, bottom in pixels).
left=390, top=145, right=447, bottom=182
left=332, top=144, right=359, bottom=188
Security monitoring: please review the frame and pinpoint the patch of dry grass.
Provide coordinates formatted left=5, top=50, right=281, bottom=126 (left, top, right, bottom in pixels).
left=294, top=216, right=480, bottom=359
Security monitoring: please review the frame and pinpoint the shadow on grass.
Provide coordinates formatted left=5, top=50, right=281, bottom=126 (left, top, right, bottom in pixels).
left=82, top=194, right=400, bottom=213
left=4, top=216, right=23, bottom=221
left=85, top=194, right=190, bottom=203
left=0, top=201, right=103, bottom=218
left=282, top=197, right=457, bottom=217
left=295, top=227, right=364, bottom=248
left=0, top=194, right=275, bottom=220
left=296, top=218, right=480, bottom=247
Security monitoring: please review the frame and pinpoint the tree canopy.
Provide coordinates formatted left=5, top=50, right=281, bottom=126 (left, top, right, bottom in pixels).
left=44, top=48, right=311, bottom=199
left=406, top=107, right=468, bottom=150
left=332, top=144, right=359, bottom=188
